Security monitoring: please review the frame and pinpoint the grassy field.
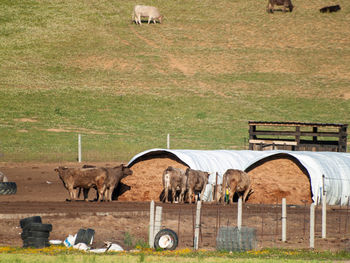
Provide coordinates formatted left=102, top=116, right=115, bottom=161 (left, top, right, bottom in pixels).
left=1, top=247, right=350, bottom=262
left=1, top=0, right=349, bottom=162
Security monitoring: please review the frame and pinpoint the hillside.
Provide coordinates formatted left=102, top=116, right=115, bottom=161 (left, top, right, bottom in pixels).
left=0, top=0, right=349, bottom=162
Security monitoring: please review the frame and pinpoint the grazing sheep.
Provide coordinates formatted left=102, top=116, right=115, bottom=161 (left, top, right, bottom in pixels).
left=133, top=5, right=163, bottom=25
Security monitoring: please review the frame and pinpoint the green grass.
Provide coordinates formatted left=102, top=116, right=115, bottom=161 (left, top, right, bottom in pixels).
left=1, top=0, right=349, bottom=162
left=1, top=247, right=350, bottom=262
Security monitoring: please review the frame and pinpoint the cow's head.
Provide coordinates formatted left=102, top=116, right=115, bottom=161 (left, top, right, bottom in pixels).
left=122, top=165, right=133, bottom=176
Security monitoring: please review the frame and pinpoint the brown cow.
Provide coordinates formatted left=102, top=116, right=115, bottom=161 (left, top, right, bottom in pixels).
left=104, top=165, right=133, bottom=202
left=267, top=0, right=293, bottom=13
left=162, top=166, right=187, bottom=203
left=79, top=164, right=133, bottom=201
left=185, top=168, right=210, bottom=204
left=220, top=169, right=251, bottom=204
left=55, top=166, right=107, bottom=202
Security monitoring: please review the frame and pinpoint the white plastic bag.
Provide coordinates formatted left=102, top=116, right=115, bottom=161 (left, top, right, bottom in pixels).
left=63, top=234, right=76, bottom=248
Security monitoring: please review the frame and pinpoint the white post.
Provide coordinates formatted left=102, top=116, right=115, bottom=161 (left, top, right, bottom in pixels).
left=310, top=203, right=315, bottom=249
left=322, top=192, right=327, bottom=238
left=237, top=197, right=242, bottom=230
left=78, top=134, right=82, bottom=163
left=149, top=201, right=155, bottom=248
left=167, top=134, right=170, bottom=149
left=282, top=198, right=287, bottom=242
left=154, top=206, right=162, bottom=240
left=194, top=201, right=202, bottom=250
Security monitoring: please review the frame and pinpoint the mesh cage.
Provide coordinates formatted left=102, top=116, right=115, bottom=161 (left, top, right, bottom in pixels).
left=216, top=226, right=257, bottom=251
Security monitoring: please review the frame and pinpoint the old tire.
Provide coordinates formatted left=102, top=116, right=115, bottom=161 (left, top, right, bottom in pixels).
left=21, top=230, right=50, bottom=240
left=0, top=182, right=17, bottom=195
left=154, top=229, right=178, bottom=250
left=23, top=237, right=50, bottom=248
left=23, top=222, right=52, bottom=232
left=74, top=229, right=86, bottom=245
left=20, top=216, right=42, bottom=229
left=75, top=228, right=95, bottom=245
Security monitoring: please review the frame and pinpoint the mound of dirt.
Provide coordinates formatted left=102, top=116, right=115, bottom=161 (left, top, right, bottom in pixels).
left=122, top=156, right=313, bottom=204
left=118, top=158, right=188, bottom=202
left=247, top=157, right=313, bottom=205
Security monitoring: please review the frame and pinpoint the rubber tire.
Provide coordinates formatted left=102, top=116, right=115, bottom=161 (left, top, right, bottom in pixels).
left=75, top=228, right=95, bottom=245
left=21, top=230, right=50, bottom=240
left=154, top=228, right=178, bottom=250
left=23, top=222, right=52, bottom=232
left=0, top=182, right=17, bottom=195
left=84, top=228, right=95, bottom=245
left=74, top=229, right=86, bottom=245
left=20, top=216, right=42, bottom=229
left=23, top=237, right=50, bottom=248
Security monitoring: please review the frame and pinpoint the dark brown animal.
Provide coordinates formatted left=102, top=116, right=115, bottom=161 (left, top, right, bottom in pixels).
left=162, top=166, right=187, bottom=203
left=220, top=169, right=251, bottom=204
left=319, top=5, right=341, bottom=13
left=104, top=164, right=133, bottom=202
left=55, top=166, right=107, bottom=202
left=185, top=168, right=210, bottom=204
left=267, top=0, right=293, bottom=13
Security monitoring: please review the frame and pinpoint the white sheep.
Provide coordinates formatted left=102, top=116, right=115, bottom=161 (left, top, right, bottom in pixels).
left=133, top=5, right=163, bottom=25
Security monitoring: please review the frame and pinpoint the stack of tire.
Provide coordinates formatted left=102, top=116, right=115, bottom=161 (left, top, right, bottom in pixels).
left=20, top=216, right=52, bottom=248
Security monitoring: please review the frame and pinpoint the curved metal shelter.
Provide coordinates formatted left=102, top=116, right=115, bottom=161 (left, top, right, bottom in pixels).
left=128, top=148, right=350, bottom=205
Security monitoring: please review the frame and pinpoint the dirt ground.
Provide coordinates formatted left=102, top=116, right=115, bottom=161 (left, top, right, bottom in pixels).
left=0, top=160, right=347, bottom=251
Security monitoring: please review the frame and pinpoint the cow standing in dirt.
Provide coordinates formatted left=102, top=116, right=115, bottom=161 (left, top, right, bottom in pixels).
left=104, top=165, right=133, bottom=202
left=162, top=166, right=187, bottom=203
left=55, top=166, right=108, bottom=202
left=185, top=168, right=210, bottom=204
left=220, top=169, right=251, bottom=204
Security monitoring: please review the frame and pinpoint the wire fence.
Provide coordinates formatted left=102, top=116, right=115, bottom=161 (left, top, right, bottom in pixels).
left=156, top=202, right=350, bottom=251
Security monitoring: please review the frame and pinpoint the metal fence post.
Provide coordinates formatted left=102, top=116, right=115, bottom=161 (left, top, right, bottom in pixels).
left=149, top=200, right=155, bottom=248
left=154, top=206, right=162, bottom=241
left=322, top=192, right=327, bottom=238
left=282, top=198, right=287, bottom=242
left=237, top=197, right=242, bottom=230
left=194, top=201, right=202, bottom=250
left=78, top=134, right=82, bottom=163
left=310, top=203, right=315, bottom=249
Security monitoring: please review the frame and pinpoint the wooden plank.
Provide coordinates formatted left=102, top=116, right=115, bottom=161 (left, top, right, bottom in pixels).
left=249, top=139, right=297, bottom=146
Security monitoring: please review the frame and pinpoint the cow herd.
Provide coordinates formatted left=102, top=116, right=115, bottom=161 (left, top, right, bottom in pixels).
left=55, top=164, right=132, bottom=202
left=55, top=164, right=252, bottom=204
left=161, top=166, right=252, bottom=204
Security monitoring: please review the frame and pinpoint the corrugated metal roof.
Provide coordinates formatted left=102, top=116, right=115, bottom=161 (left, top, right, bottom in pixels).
left=128, top=148, right=350, bottom=205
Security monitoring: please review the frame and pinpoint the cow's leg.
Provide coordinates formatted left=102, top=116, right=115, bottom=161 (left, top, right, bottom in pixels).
left=242, top=185, right=251, bottom=203
left=164, top=187, right=169, bottom=203
left=96, top=182, right=106, bottom=202
left=83, top=188, right=90, bottom=201
left=108, top=185, right=116, bottom=201
left=171, top=187, right=176, bottom=203
left=228, top=190, right=234, bottom=205
left=187, top=188, right=193, bottom=204
left=148, top=17, right=151, bottom=24
left=104, top=188, right=109, bottom=202
left=69, top=187, right=77, bottom=201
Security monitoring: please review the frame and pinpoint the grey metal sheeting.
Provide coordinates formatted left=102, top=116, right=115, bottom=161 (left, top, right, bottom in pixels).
left=128, top=148, right=350, bottom=205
